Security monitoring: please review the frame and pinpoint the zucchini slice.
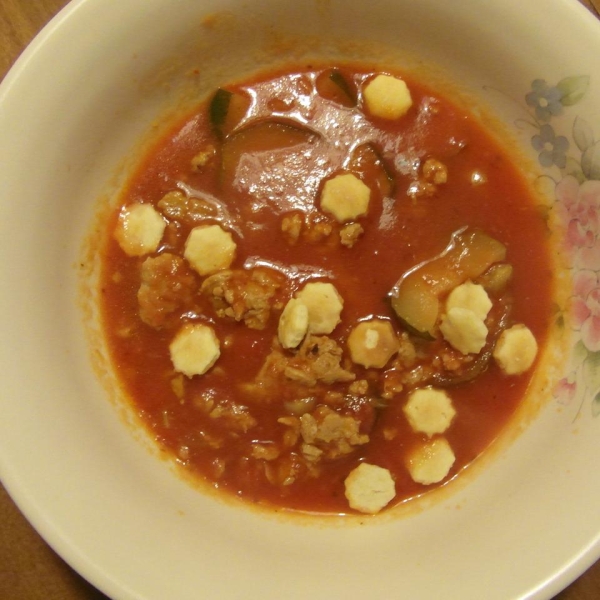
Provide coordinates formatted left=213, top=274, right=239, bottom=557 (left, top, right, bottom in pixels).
left=209, top=88, right=251, bottom=138
left=390, top=228, right=507, bottom=337
left=316, top=69, right=356, bottom=107
left=220, top=121, right=317, bottom=189
left=349, top=143, right=395, bottom=197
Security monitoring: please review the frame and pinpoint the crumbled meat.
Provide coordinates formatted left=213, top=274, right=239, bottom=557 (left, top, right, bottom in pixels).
left=157, top=190, right=216, bottom=222
left=171, top=374, right=185, bottom=400
left=281, top=212, right=303, bottom=245
left=283, top=396, right=318, bottom=416
left=193, top=393, right=257, bottom=434
left=256, top=348, right=289, bottom=386
left=197, top=429, right=224, bottom=450
left=437, top=347, right=475, bottom=372
left=301, top=443, right=324, bottom=462
left=380, top=369, right=405, bottom=399
left=282, top=366, right=315, bottom=386
left=380, top=326, right=499, bottom=395
left=383, top=427, right=398, bottom=440
left=287, top=335, right=356, bottom=385
left=303, top=216, right=333, bottom=243
left=282, top=427, right=300, bottom=448
left=395, top=332, right=417, bottom=368
left=277, top=404, right=370, bottom=464
left=407, top=157, right=448, bottom=200
left=137, top=253, right=197, bottom=328
left=209, top=401, right=257, bottom=433
left=401, top=367, right=427, bottom=392
left=380, top=332, right=418, bottom=400
left=422, top=158, right=448, bottom=184
left=250, top=443, right=281, bottom=461
left=278, top=416, right=301, bottom=447
left=281, top=213, right=337, bottom=246
left=263, top=452, right=319, bottom=487
left=258, top=335, right=355, bottom=388
left=339, top=222, right=364, bottom=247
left=323, top=390, right=346, bottom=405
left=193, top=392, right=216, bottom=414
left=299, top=405, right=369, bottom=459
left=191, top=145, right=216, bottom=170
left=407, top=180, right=437, bottom=200
left=348, top=379, right=369, bottom=395
left=201, top=268, right=283, bottom=330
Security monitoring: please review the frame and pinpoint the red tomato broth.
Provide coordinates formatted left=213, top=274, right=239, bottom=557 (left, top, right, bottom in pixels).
left=99, top=64, right=553, bottom=515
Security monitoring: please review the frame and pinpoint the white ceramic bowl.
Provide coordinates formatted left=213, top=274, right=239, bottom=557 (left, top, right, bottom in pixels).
left=1, top=1, right=600, bottom=599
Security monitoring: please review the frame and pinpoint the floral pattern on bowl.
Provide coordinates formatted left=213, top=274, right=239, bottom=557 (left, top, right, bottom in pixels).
left=522, top=76, right=600, bottom=418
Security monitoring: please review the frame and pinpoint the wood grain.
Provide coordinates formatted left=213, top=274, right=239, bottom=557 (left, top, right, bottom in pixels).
left=580, top=0, right=600, bottom=16
left=0, top=0, right=599, bottom=598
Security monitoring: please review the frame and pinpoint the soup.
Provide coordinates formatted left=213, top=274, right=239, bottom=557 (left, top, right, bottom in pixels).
left=99, top=64, right=552, bottom=515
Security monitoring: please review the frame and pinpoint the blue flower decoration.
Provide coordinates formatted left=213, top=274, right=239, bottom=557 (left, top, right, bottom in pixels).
left=531, top=123, right=569, bottom=169
left=525, top=79, right=563, bottom=122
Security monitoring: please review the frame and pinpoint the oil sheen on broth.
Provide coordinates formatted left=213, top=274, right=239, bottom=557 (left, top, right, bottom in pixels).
left=100, top=64, right=552, bottom=515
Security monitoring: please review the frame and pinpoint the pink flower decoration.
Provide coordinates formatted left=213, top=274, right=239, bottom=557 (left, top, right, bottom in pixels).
left=554, top=377, right=577, bottom=406
left=555, top=176, right=600, bottom=270
left=570, top=269, right=600, bottom=352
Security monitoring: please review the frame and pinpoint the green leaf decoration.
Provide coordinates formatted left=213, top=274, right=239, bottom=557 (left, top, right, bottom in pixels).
left=574, top=340, right=589, bottom=365
left=592, top=391, right=600, bottom=417
left=581, top=140, right=600, bottom=180
left=557, top=75, right=590, bottom=106
left=563, top=156, right=586, bottom=183
left=573, top=116, right=595, bottom=153
left=583, top=350, right=600, bottom=393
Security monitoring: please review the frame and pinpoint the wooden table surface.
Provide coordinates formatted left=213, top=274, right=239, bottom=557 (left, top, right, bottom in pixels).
left=1, top=0, right=600, bottom=598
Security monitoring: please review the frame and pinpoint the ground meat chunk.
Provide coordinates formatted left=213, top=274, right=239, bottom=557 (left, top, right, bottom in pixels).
left=407, top=157, right=448, bottom=200
left=137, top=253, right=197, bottom=328
left=281, top=213, right=336, bottom=246
left=190, top=145, right=216, bottom=171
left=281, top=213, right=303, bottom=245
left=208, top=400, right=257, bottom=433
left=263, top=452, right=319, bottom=487
left=285, top=335, right=356, bottom=386
left=299, top=405, right=369, bottom=459
left=339, top=223, right=364, bottom=248
left=201, top=268, right=283, bottom=330
left=157, top=190, right=216, bottom=222
left=380, top=310, right=509, bottom=395
left=407, top=180, right=437, bottom=200
left=395, top=332, right=417, bottom=368
left=303, top=219, right=333, bottom=243
left=250, top=442, right=280, bottom=461
left=348, top=379, right=369, bottom=395
left=257, top=335, right=356, bottom=390
left=422, top=158, right=448, bottom=184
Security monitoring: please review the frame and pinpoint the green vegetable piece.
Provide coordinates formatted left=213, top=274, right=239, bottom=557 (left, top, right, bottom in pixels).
left=476, top=263, right=513, bottom=294
left=349, top=143, right=395, bottom=197
left=390, top=280, right=439, bottom=339
left=221, top=121, right=316, bottom=189
left=209, top=88, right=251, bottom=138
left=315, top=69, right=356, bottom=107
left=390, top=228, right=506, bottom=337
left=209, top=88, right=232, bottom=133
left=329, top=70, right=356, bottom=105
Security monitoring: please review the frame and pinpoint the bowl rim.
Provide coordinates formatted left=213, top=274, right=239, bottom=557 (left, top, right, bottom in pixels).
left=2, top=1, right=600, bottom=600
